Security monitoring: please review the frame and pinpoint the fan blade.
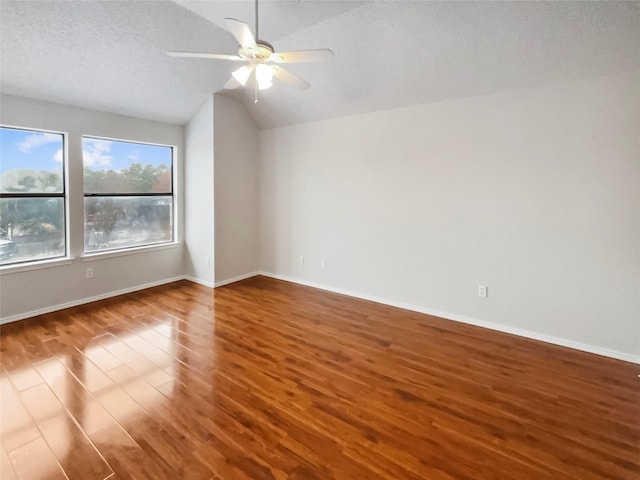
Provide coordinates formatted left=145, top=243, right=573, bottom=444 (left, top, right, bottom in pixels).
left=167, top=52, right=245, bottom=61
left=272, top=66, right=310, bottom=90
left=269, top=49, right=334, bottom=64
left=223, top=18, right=257, bottom=50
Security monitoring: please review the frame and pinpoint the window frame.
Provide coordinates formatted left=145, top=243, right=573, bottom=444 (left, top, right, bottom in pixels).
left=82, top=135, right=176, bottom=256
left=0, top=125, right=68, bottom=268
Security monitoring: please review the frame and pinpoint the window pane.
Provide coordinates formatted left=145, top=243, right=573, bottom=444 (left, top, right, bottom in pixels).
left=1, top=127, right=64, bottom=194
left=0, top=197, right=65, bottom=265
left=84, top=196, right=173, bottom=252
left=83, top=138, right=172, bottom=194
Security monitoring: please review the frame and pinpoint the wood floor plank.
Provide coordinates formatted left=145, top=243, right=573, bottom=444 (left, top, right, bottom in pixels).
left=18, top=382, right=113, bottom=480
left=5, top=364, right=44, bottom=392
left=89, top=421, right=175, bottom=480
left=0, top=374, right=42, bottom=452
left=1, top=445, right=18, bottom=480
left=7, top=437, right=67, bottom=480
left=33, top=357, right=116, bottom=436
left=1, top=276, right=638, bottom=480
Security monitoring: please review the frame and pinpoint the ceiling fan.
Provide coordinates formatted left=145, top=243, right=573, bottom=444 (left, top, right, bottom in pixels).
left=168, top=0, right=334, bottom=100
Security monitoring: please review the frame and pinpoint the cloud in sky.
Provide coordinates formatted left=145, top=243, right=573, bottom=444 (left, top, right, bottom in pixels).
left=53, top=149, right=63, bottom=163
left=17, top=132, right=61, bottom=153
left=83, top=138, right=113, bottom=168
left=128, top=150, right=140, bottom=161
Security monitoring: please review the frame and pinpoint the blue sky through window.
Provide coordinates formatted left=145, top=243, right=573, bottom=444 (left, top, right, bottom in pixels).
left=82, top=137, right=171, bottom=171
left=0, top=127, right=63, bottom=174
left=0, top=128, right=171, bottom=175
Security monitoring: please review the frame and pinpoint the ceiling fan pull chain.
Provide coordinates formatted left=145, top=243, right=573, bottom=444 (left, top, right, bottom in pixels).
left=255, top=77, right=259, bottom=103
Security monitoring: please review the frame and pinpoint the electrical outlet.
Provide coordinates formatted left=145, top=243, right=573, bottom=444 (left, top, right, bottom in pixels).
left=206, top=256, right=211, bottom=266
left=478, top=285, right=487, bottom=298
left=86, top=268, right=94, bottom=279
left=299, top=255, right=304, bottom=265
left=321, top=258, right=326, bottom=269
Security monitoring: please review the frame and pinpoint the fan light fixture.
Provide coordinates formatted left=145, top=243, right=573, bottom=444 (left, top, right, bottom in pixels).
left=232, top=65, right=252, bottom=86
left=256, top=64, right=274, bottom=90
left=167, top=0, right=334, bottom=101
left=231, top=64, right=274, bottom=90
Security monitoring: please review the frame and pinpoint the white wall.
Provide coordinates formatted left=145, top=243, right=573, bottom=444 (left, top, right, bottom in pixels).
left=3, top=74, right=637, bottom=362
left=0, top=95, right=185, bottom=321
left=259, top=71, right=640, bottom=361
left=183, top=94, right=259, bottom=287
left=213, top=95, right=259, bottom=284
left=184, top=95, right=215, bottom=286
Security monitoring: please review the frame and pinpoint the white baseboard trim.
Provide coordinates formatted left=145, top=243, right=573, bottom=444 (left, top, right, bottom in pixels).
left=257, top=271, right=640, bottom=365
left=214, top=271, right=260, bottom=288
left=0, top=276, right=186, bottom=325
left=4, top=270, right=637, bottom=364
left=183, top=272, right=260, bottom=289
left=183, top=275, right=215, bottom=288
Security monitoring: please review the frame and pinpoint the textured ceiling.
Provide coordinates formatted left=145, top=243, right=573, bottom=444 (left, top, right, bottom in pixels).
left=1, top=1, right=639, bottom=128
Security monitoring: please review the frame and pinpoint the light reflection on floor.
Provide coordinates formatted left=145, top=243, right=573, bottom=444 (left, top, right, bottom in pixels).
left=1, top=320, right=180, bottom=479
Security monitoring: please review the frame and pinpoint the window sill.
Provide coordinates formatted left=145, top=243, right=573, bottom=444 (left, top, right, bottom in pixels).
left=81, top=242, right=181, bottom=262
left=0, top=257, right=74, bottom=275
left=0, top=243, right=182, bottom=274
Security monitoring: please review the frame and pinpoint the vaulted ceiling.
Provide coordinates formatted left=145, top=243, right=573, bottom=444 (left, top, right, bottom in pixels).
left=1, top=0, right=638, bottom=128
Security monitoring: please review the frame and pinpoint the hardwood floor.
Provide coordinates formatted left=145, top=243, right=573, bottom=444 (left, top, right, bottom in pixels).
left=1, top=276, right=638, bottom=480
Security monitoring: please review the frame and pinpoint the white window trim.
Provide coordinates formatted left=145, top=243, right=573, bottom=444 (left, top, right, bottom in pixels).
left=0, top=257, right=74, bottom=275
left=82, top=135, right=176, bottom=256
left=0, top=241, right=183, bottom=275
left=0, top=125, right=69, bottom=269
left=81, top=241, right=181, bottom=262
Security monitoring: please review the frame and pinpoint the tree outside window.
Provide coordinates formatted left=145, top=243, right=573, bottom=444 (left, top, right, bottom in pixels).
left=83, top=137, right=174, bottom=253
left=0, top=127, right=66, bottom=266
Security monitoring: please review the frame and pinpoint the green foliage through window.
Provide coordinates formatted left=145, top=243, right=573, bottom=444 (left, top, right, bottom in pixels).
left=0, top=126, right=66, bottom=265
left=82, top=137, right=173, bottom=253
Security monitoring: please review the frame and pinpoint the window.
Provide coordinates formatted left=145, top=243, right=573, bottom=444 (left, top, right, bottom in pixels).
left=83, top=137, right=174, bottom=253
left=0, top=127, right=66, bottom=266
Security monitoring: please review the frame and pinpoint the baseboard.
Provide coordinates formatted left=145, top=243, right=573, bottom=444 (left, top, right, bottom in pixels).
left=4, top=269, right=637, bottom=364
left=214, top=271, right=261, bottom=288
left=0, top=271, right=259, bottom=324
left=183, top=275, right=215, bottom=288
left=0, top=276, right=186, bottom=325
left=258, top=271, right=640, bottom=365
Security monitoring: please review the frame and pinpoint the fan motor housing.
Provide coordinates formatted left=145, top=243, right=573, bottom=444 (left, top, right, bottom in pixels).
left=239, top=41, right=274, bottom=60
